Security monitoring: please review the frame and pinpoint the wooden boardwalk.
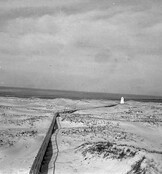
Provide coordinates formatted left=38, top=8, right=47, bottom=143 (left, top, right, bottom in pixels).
left=29, top=113, right=59, bottom=174
left=29, top=104, right=118, bottom=174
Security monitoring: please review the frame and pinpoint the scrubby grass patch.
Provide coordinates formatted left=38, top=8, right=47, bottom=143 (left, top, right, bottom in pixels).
left=76, top=141, right=137, bottom=160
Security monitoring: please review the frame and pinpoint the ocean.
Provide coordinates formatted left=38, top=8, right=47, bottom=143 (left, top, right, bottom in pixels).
left=0, top=86, right=162, bottom=102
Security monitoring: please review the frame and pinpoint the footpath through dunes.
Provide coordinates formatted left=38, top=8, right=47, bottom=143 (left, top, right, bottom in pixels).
left=30, top=103, right=119, bottom=174
left=0, top=97, right=117, bottom=174
left=39, top=117, right=59, bottom=174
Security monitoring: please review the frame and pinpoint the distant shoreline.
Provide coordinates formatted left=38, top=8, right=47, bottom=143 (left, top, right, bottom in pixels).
left=0, top=86, right=162, bottom=102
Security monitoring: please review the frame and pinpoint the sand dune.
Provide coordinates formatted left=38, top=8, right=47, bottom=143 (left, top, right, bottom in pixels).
left=0, top=97, right=162, bottom=174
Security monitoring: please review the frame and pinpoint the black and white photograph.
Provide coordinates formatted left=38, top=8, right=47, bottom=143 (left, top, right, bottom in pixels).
left=0, top=0, right=162, bottom=173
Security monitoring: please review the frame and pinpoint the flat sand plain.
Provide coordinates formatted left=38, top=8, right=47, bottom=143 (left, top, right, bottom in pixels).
left=0, top=97, right=162, bottom=174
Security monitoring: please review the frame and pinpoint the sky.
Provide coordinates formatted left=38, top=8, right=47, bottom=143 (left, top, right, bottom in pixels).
left=0, top=0, right=162, bottom=96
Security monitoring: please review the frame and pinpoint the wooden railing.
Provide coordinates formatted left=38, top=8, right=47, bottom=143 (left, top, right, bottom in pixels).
left=29, top=112, right=59, bottom=174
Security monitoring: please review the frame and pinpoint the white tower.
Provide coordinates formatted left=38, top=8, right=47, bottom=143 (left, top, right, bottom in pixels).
left=120, top=97, right=124, bottom=104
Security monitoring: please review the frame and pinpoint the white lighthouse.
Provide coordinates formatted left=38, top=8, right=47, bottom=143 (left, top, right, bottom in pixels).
left=120, top=97, right=124, bottom=104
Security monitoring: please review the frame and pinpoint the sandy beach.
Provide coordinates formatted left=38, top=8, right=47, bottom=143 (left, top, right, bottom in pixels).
left=0, top=97, right=162, bottom=174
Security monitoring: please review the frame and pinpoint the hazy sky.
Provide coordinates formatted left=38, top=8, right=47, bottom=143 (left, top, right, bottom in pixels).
left=0, top=0, right=162, bottom=96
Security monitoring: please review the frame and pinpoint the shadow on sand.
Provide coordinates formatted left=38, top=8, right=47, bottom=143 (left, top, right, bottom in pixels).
left=39, top=139, right=53, bottom=174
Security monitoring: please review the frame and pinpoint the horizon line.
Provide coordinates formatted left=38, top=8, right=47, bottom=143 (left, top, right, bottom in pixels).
left=0, top=85, right=162, bottom=98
